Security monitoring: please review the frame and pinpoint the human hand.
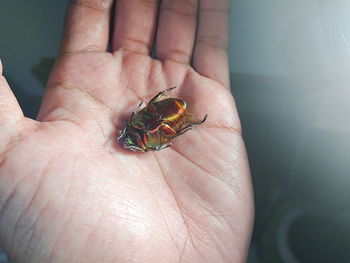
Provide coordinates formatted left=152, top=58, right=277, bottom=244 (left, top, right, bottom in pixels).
left=0, top=0, right=254, bottom=262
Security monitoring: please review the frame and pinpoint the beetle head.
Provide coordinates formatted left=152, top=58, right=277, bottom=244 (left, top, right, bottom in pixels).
left=118, top=125, right=147, bottom=152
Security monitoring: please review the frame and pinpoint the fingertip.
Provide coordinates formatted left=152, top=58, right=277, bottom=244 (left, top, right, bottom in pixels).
left=60, top=0, right=113, bottom=54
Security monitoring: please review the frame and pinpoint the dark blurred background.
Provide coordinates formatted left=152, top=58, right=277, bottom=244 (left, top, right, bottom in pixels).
left=1, top=1, right=350, bottom=262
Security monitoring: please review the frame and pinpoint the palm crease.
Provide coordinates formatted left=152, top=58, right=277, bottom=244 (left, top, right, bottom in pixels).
left=0, top=1, right=253, bottom=262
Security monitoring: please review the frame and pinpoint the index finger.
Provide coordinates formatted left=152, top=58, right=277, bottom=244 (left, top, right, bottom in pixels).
left=192, top=0, right=230, bottom=88
left=60, top=0, right=114, bottom=54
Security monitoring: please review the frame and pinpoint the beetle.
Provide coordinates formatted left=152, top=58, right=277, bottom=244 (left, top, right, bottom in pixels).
left=118, top=87, right=207, bottom=152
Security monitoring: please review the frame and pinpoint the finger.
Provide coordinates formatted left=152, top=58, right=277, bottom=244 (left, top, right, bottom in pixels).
left=155, top=0, right=198, bottom=64
left=112, top=0, right=160, bottom=54
left=60, top=0, right=114, bottom=54
left=193, top=0, right=230, bottom=88
left=0, top=60, right=24, bottom=124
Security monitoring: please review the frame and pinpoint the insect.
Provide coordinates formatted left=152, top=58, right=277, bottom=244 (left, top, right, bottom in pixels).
left=118, top=87, right=207, bottom=152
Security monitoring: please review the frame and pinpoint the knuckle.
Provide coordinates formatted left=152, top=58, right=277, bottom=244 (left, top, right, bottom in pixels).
left=200, top=0, right=230, bottom=12
left=139, top=0, right=159, bottom=3
left=158, top=48, right=191, bottom=64
left=120, top=36, right=151, bottom=54
left=161, top=0, right=198, bottom=17
left=72, top=0, right=113, bottom=11
left=197, top=35, right=228, bottom=51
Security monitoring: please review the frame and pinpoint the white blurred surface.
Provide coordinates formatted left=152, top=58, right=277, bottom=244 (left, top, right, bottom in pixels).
left=230, top=0, right=350, bottom=129
left=230, top=0, right=350, bottom=80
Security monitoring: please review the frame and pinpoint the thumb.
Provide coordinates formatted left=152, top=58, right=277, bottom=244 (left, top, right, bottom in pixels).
left=0, top=59, right=24, bottom=124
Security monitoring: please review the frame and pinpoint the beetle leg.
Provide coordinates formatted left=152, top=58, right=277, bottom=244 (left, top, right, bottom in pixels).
left=160, top=123, right=178, bottom=137
left=129, top=145, right=147, bottom=152
left=117, top=126, right=127, bottom=141
left=174, top=114, right=208, bottom=137
left=155, top=142, right=172, bottom=151
left=133, top=101, right=144, bottom=113
left=174, top=125, right=193, bottom=137
left=194, top=114, right=207, bottom=125
left=149, top=87, right=176, bottom=104
left=130, top=101, right=144, bottom=123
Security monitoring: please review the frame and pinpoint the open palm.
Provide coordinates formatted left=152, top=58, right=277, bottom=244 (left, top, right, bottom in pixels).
left=0, top=1, right=253, bottom=262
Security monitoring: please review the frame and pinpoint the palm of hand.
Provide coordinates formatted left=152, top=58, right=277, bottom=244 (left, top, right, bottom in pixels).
left=0, top=2, right=253, bottom=263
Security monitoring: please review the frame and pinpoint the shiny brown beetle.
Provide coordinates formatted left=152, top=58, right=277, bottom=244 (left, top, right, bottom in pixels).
left=118, top=87, right=207, bottom=152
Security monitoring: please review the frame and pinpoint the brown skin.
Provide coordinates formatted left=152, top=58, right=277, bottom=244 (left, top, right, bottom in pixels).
left=0, top=0, right=254, bottom=262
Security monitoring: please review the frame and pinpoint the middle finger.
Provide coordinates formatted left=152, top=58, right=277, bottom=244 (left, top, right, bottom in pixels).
left=112, top=0, right=160, bottom=55
left=155, top=0, right=199, bottom=64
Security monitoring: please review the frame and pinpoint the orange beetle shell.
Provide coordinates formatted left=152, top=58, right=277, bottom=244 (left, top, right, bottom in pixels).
left=118, top=88, right=207, bottom=152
